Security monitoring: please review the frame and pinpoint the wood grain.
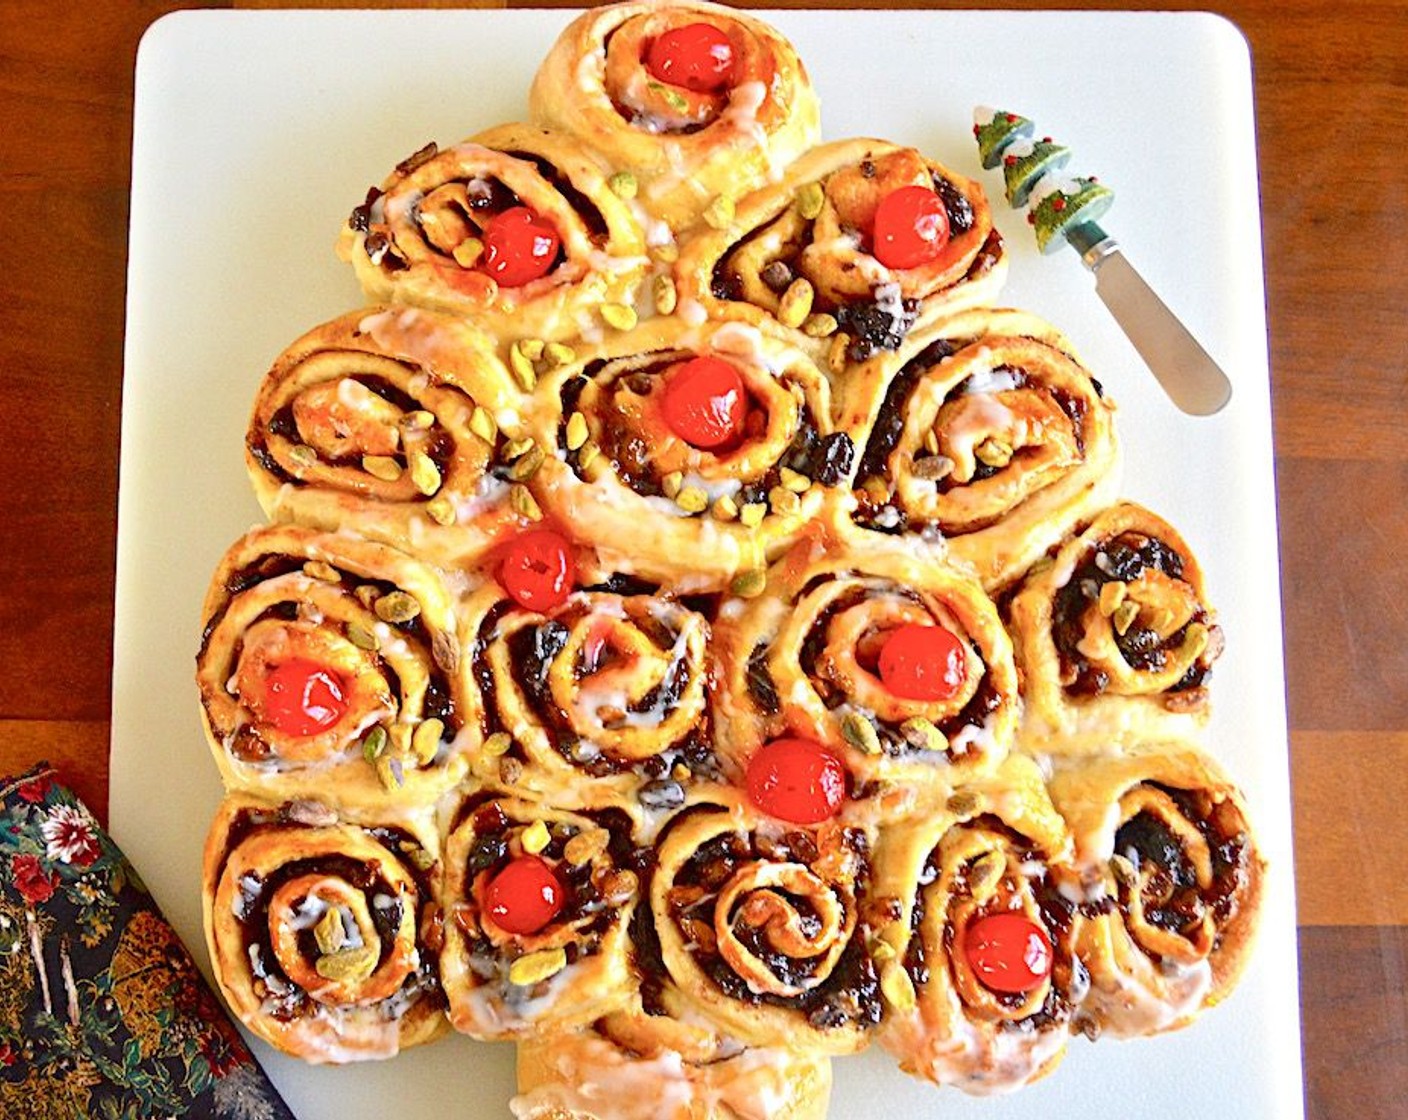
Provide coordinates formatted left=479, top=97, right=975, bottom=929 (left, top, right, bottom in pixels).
left=0, top=1, right=1404, bottom=1115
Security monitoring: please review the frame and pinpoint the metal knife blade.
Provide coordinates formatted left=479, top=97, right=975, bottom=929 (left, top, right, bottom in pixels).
left=1070, top=226, right=1232, bottom=416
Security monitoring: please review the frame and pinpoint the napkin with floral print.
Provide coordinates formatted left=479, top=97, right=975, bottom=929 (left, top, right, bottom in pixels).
left=0, top=763, right=296, bottom=1120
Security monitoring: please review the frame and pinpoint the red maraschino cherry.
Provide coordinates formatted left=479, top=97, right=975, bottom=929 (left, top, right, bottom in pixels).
left=500, top=529, right=575, bottom=613
left=645, top=23, right=736, bottom=93
left=871, top=185, right=951, bottom=270
left=661, top=356, right=748, bottom=450
left=485, top=856, right=564, bottom=935
left=746, top=738, right=847, bottom=824
left=877, top=623, right=967, bottom=702
left=963, top=912, right=1054, bottom=994
left=256, top=658, right=350, bottom=738
left=480, top=206, right=560, bottom=288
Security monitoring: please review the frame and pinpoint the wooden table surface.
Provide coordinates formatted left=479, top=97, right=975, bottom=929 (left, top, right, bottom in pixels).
left=1, top=0, right=1403, bottom=1116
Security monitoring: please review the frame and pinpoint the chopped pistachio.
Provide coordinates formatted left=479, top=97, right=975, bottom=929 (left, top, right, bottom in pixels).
left=564, top=412, right=590, bottom=452
left=712, top=494, right=739, bottom=521
left=801, top=312, right=838, bottom=338
left=425, top=495, right=456, bottom=525
left=777, top=278, right=815, bottom=329
left=401, top=409, right=435, bottom=432
left=661, top=471, right=684, bottom=499
left=362, top=455, right=403, bottom=482
left=900, top=717, right=947, bottom=753
left=287, top=443, right=317, bottom=468
left=469, top=406, right=498, bottom=444
left=912, top=455, right=955, bottom=481
left=676, top=486, right=709, bottom=514
left=313, top=907, right=346, bottom=956
left=653, top=274, right=678, bottom=316
left=510, top=484, right=542, bottom=521
left=544, top=341, right=576, bottom=367
left=729, top=568, right=768, bottom=599
left=520, top=820, right=551, bottom=855
left=375, top=755, right=405, bottom=792
left=967, top=851, right=1007, bottom=901
left=412, top=718, right=444, bottom=766
left=607, top=170, right=638, bottom=198
left=346, top=622, right=380, bottom=651
left=1098, top=580, right=1128, bottom=617
left=564, top=827, right=609, bottom=866
left=482, top=731, right=513, bottom=757
left=315, top=943, right=378, bottom=984
left=508, top=446, right=545, bottom=482
left=739, top=502, right=767, bottom=529
left=354, top=584, right=381, bottom=610
left=779, top=467, right=811, bottom=494
left=518, top=339, right=545, bottom=361
left=869, top=938, right=897, bottom=964
left=408, top=450, right=441, bottom=495
left=600, top=303, right=638, bottom=331
left=451, top=237, right=484, bottom=268
left=576, top=440, right=601, bottom=471
left=651, top=242, right=680, bottom=264
left=974, top=438, right=1014, bottom=469
left=795, top=181, right=826, bottom=220
left=374, top=590, right=421, bottom=624
left=841, top=712, right=882, bottom=755
left=501, top=437, right=535, bottom=461
left=880, top=963, right=916, bottom=1012
left=508, top=947, right=568, bottom=987
left=769, top=487, right=802, bottom=517
left=509, top=342, right=538, bottom=392
left=303, top=560, right=341, bottom=583
left=361, top=725, right=388, bottom=763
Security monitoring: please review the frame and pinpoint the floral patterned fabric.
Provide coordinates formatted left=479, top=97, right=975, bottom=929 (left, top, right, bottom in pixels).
left=0, top=764, right=296, bottom=1120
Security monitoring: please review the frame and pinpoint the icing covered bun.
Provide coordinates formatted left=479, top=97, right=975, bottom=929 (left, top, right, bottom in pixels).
left=337, top=123, right=648, bottom=344
left=513, top=1010, right=832, bottom=1120
left=202, top=795, right=448, bottom=1062
left=841, top=307, right=1120, bottom=593
left=529, top=0, right=820, bottom=232
left=1007, top=501, right=1223, bottom=752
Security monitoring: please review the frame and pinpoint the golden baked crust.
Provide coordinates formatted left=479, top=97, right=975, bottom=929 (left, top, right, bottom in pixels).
left=1046, top=743, right=1265, bottom=1038
left=528, top=0, right=820, bottom=232
left=676, top=138, right=1006, bottom=368
left=514, top=1011, right=832, bottom=1120
left=1007, top=501, right=1223, bottom=752
left=870, top=756, right=1078, bottom=1094
left=245, top=306, right=525, bottom=569
left=840, top=308, right=1121, bottom=593
left=196, top=523, right=472, bottom=810
left=337, top=123, right=648, bottom=344
left=711, top=524, right=1017, bottom=803
left=202, top=794, right=449, bottom=1061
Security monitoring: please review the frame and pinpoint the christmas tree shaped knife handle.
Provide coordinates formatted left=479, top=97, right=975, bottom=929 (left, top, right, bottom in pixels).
left=974, top=109, right=1232, bottom=416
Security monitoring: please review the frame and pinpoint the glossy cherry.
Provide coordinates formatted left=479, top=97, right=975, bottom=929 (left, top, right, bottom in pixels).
left=871, top=185, right=951, bottom=270
left=645, top=23, right=736, bottom=93
left=256, top=658, right=349, bottom=737
left=661, top=356, right=748, bottom=450
left=963, top=912, right=1054, bottom=994
left=746, top=738, right=847, bottom=824
left=480, top=206, right=560, bottom=288
left=485, top=856, right=565, bottom=935
left=500, top=529, right=575, bottom=613
left=877, top=622, right=967, bottom=702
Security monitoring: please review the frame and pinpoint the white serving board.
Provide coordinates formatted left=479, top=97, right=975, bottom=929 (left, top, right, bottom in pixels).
left=112, top=9, right=1301, bottom=1119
